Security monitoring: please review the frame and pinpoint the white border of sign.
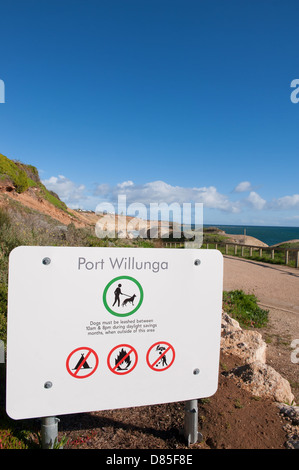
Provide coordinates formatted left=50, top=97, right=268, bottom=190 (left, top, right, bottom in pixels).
left=6, top=247, right=223, bottom=420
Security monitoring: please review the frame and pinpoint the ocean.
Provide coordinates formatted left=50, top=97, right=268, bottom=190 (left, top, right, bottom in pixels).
left=203, top=225, right=299, bottom=247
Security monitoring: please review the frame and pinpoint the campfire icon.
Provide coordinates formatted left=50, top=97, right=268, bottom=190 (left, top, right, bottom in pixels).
left=115, top=348, right=132, bottom=371
left=107, top=343, right=138, bottom=375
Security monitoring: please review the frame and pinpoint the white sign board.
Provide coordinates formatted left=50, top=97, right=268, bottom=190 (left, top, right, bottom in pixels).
left=6, top=246, right=223, bottom=420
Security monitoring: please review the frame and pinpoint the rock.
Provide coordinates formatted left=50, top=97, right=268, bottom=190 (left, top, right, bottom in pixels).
left=285, top=437, right=299, bottom=449
left=221, top=312, right=267, bottom=364
left=278, top=404, right=299, bottom=425
left=222, top=312, right=242, bottom=332
left=223, top=361, right=295, bottom=404
left=221, top=311, right=298, bottom=448
left=280, top=419, right=299, bottom=449
left=0, top=178, right=15, bottom=192
left=224, top=233, right=268, bottom=247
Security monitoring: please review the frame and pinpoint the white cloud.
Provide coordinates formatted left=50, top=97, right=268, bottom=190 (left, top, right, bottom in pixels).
left=42, top=174, right=299, bottom=227
left=246, top=191, right=267, bottom=210
left=42, top=175, right=87, bottom=208
left=271, top=194, right=299, bottom=210
left=95, top=180, right=241, bottom=213
left=234, top=181, right=252, bottom=193
left=117, top=180, right=134, bottom=189
left=95, top=183, right=110, bottom=195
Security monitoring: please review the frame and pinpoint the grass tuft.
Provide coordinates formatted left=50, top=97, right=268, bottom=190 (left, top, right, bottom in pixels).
left=223, top=289, right=269, bottom=329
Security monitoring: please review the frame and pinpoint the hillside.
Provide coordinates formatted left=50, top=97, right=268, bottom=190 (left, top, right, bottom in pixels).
left=0, top=152, right=100, bottom=228
left=0, top=153, right=182, bottom=238
left=203, top=226, right=268, bottom=247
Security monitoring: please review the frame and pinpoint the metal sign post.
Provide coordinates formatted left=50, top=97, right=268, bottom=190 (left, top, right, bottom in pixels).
left=41, top=416, right=59, bottom=449
left=183, top=399, right=203, bottom=445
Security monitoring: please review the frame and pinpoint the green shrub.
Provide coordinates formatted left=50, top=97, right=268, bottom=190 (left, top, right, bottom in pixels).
left=203, top=233, right=228, bottom=244
left=37, top=183, right=69, bottom=212
left=14, top=162, right=40, bottom=184
left=0, top=154, right=30, bottom=193
left=0, top=208, right=10, bottom=228
left=0, top=154, right=68, bottom=214
left=223, top=290, right=269, bottom=329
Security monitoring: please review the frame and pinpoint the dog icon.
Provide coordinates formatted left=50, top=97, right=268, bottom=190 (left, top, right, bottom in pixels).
left=122, top=294, right=137, bottom=307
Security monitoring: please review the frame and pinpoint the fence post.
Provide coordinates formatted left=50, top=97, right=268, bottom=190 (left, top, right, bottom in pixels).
left=296, top=251, right=299, bottom=268
left=271, top=249, right=275, bottom=260
left=259, top=248, right=263, bottom=257
left=285, top=250, right=289, bottom=265
left=225, top=244, right=228, bottom=255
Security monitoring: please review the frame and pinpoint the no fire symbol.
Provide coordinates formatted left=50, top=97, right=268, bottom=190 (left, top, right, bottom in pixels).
left=107, top=344, right=138, bottom=375
left=66, top=347, right=99, bottom=379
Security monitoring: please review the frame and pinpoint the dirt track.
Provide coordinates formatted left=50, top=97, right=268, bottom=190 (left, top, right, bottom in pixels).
left=223, top=255, right=299, bottom=402
left=223, top=255, right=299, bottom=313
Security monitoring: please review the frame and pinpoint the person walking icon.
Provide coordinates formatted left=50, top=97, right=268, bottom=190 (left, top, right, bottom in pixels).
left=103, top=276, right=144, bottom=317
left=112, top=283, right=123, bottom=307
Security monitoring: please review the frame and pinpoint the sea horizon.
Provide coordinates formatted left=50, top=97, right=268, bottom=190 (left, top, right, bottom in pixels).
left=200, top=224, right=299, bottom=247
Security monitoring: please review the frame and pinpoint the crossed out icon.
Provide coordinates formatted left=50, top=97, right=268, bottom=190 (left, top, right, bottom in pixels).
left=66, top=342, right=175, bottom=378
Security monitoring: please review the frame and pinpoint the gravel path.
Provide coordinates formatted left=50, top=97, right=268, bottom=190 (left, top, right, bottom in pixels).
left=223, top=255, right=299, bottom=402
left=223, top=255, right=299, bottom=314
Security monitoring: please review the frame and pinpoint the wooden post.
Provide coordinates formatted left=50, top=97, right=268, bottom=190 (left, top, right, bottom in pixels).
left=285, top=250, right=289, bottom=265
left=259, top=248, right=263, bottom=257
left=296, top=251, right=299, bottom=268
left=249, top=247, right=253, bottom=257
left=234, top=245, right=237, bottom=255
left=241, top=246, right=244, bottom=257
left=271, top=249, right=274, bottom=260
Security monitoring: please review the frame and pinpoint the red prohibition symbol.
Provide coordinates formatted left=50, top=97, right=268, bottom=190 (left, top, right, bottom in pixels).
left=146, top=341, right=175, bottom=371
left=66, top=347, right=99, bottom=379
left=107, top=344, right=138, bottom=375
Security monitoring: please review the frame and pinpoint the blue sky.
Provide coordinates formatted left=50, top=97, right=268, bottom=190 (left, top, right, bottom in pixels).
left=1, top=0, right=299, bottom=226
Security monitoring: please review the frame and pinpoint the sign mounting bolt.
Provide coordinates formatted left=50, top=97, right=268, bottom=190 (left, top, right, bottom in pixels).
left=44, top=381, right=53, bottom=389
left=42, top=257, right=51, bottom=265
left=194, top=259, right=201, bottom=266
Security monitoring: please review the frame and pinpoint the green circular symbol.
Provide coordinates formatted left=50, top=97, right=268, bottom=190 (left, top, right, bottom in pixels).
left=103, top=276, right=144, bottom=317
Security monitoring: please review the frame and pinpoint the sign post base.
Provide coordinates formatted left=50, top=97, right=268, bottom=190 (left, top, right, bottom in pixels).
left=183, top=400, right=203, bottom=446
left=41, top=416, right=59, bottom=449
